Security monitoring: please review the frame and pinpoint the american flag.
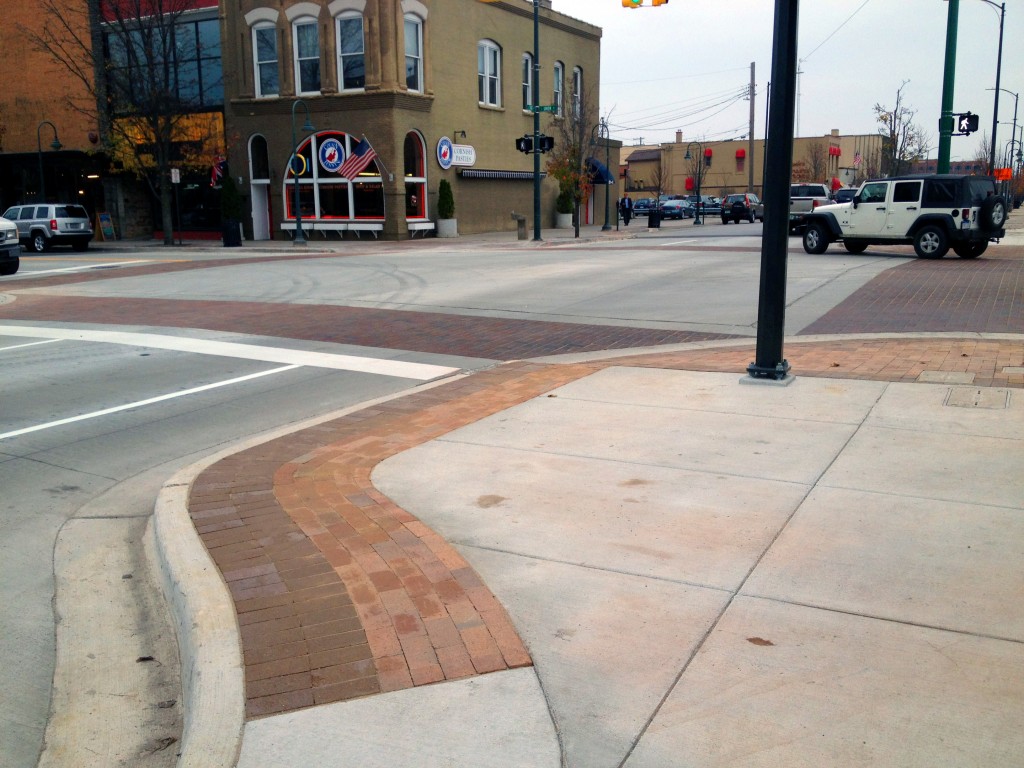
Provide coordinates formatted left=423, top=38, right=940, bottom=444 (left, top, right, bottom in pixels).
left=337, top=139, right=378, bottom=179
left=853, top=151, right=862, bottom=168
left=210, top=156, right=226, bottom=186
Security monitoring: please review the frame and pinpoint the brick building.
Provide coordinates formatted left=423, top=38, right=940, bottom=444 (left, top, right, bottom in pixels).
left=622, top=130, right=885, bottom=200
left=0, top=0, right=105, bottom=217
left=222, top=0, right=603, bottom=240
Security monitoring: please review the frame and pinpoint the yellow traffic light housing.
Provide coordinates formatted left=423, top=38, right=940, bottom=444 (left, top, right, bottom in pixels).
left=622, top=0, right=643, bottom=7
left=652, top=0, right=669, bottom=5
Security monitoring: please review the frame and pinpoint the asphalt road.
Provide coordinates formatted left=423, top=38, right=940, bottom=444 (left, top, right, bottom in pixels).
left=0, top=230, right=915, bottom=766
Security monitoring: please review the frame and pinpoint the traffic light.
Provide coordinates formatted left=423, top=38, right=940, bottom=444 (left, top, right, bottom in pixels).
left=622, top=0, right=642, bottom=7
left=515, top=136, right=533, bottom=154
left=652, top=0, right=668, bottom=4
left=955, top=112, right=979, bottom=135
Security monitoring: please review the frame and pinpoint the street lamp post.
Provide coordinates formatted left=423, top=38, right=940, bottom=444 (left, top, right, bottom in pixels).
left=990, top=87, right=1018, bottom=173
left=290, top=99, right=315, bottom=247
left=937, top=0, right=960, bottom=174
left=36, top=121, right=62, bottom=203
left=531, top=0, right=541, bottom=241
left=976, top=0, right=1006, bottom=175
left=601, top=119, right=612, bottom=231
left=684, top=141, right=703, bottom=225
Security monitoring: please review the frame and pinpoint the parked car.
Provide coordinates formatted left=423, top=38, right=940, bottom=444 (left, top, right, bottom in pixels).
left=686, top=195, right=721, bottom=216
left=660, top=199, right=694, bottom=219
left=633, top=198, right=656, bottom=215
left=1, top=203, right=93, bottom=253
left=831, top=187, right=857, bottom=204
left=721, top=192, right=764, bottom=224
left=788, top=183, right=833, bottom=232
left=801, top=174, right=1007, bottom=259
left=0, top=215, right=21, bottom=276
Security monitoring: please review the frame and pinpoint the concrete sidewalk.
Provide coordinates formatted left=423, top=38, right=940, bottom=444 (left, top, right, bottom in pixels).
left=148, top=340, right=1023, bottom=768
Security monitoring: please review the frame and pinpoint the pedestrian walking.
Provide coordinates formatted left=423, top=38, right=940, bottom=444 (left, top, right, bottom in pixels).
left=620, top=194, right=633, bottom=226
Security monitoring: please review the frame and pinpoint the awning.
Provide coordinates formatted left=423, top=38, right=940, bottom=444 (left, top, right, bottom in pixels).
left=458, top=169, right=546, bottom=180
left=586, top=156, right=615, bottom=185
left=735, top=148, right=746, bottom=159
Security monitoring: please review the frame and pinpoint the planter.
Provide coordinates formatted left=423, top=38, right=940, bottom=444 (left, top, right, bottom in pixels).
left=555, top=212, right=573, bottom=229
left=436, top=218, right=458, bottom=238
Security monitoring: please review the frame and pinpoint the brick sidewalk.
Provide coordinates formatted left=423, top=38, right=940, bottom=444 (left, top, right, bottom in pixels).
left=187, top=336, right=1023, bottom=720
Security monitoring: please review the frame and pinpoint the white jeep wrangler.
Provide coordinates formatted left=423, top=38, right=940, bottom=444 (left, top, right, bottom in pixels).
left=801, top=174, right=1007, bottom=259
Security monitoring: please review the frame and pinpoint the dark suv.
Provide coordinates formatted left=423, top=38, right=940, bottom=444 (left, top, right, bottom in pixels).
left=801, top=174, right=1007, bottom=259
left=721, top=192, right=764, bottom=224
left=2, top=203, right=93, bottom=253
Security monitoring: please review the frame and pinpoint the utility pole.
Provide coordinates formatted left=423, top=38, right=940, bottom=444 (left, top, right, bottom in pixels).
left=749, top=62, right=756, bottom=193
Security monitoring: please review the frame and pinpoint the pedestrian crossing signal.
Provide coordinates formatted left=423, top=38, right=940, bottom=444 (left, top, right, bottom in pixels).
left=955, top=112, right=979, bottom=135
left=515, top=136, right=533, bottom=154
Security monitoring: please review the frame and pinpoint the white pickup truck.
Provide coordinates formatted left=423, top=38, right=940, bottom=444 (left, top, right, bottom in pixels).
left=789, top=182, right=833, bottom=232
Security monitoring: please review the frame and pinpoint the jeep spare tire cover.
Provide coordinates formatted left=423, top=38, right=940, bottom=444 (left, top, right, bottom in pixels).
left=979, top=195, right=1007, bottom=230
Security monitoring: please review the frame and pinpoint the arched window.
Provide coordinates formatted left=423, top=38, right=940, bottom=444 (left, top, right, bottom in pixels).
left=282, top=132, right=383, bottom=225
left=522, top=53, right=533, bottom=111
left=335, top=12, right=364, bottom=90
left=478, top=40, right=501, bottom=107
left=404, top=15, right=423, bottom=92
left=252, top=23, right=279, bottom=97
left=572, top=66, right=582, bottom=120
left=292, top=17, right=321, bottom=95
left=249, top=135, right=270, bottom=181
left=553, top=61, right=564, bottom=117
left=404, top=131, right=427, bottom=220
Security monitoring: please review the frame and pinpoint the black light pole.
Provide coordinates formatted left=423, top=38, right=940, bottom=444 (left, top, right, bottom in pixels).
left=290, top=99, right=314, bottom=246
left=532, top=0, right=542, bottom=241
left=685, top=141, right=703, bottom=225
left=747, top=0, right=800, bottom=382
left=602, top=119, right=612, bottom=231
left=36, top=121, right=62, bottom=203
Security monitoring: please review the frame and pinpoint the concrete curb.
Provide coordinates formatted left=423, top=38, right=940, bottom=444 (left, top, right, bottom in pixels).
left=149, top=468, right=245, bottom=768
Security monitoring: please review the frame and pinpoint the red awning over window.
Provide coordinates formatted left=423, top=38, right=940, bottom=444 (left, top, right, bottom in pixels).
left=685, top=177, right=695, bottom=190
left=735, top=148, right=746, bottom=159
left=704, top=148, right=713, bottom=157
left=829, top=146, right=841, bottom=157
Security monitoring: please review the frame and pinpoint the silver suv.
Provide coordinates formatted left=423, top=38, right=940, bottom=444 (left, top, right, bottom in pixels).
left=0, top=216, right=20, bottom=275
left=2, top=203, right=93, bottom=253
left=801, top=174, right=1007, bottom=259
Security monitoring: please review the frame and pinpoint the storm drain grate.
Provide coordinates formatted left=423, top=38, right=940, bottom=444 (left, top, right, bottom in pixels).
left=944, top=388, right=1011, bottom=409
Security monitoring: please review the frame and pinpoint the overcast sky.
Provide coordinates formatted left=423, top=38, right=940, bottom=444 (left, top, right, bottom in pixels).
left=552, top=0, right=1023, bottom=163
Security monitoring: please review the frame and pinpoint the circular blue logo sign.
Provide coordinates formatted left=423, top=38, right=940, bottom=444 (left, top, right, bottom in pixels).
left=437, top=136, right=453, bottom=170
left=319, top=138, right=345, bottom=173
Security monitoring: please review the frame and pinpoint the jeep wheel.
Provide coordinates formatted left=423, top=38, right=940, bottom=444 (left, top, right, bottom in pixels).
left=979, top=195, right=1007, bottom=231
left=747, top=211, right=755, bottom=223
left=30, top=232, right=50, bottom=253
left=952, top=241, right=987, bottom=259
left=802, top=223, right=829, bottom=254
left=721, top=217, right=729, bottom=225
left=914, top=226, right=949, bottom=259
left=843, top=240, right=868, bottom=254
left=0, top=259, right=19, bottom=276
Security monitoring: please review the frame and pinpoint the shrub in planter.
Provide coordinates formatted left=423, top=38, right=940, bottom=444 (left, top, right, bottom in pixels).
left=556, top=189, right=573, bottom=214
left=437, top=179, right=455, bottom=219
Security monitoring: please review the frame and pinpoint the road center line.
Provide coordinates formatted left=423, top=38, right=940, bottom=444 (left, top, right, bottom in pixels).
left=0, top=325, right=459, bottom=381
left=0, top=365, right=301, bottom=441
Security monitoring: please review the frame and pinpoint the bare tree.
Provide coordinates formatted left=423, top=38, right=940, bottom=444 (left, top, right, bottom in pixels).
left=804, top=140, right=829, bottom=182
left=546, top=83, right=600, bottom=238
left=874, top=81, right=931, bottom=177
left=23, top=0, right=223, bottom=244
left=685, top=141, right=711, bottom=201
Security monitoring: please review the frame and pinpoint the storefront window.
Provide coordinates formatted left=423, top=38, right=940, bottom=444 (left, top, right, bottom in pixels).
left=403, top=131, right=426, bottom=220
left=281, top=131, right=384, bottom=223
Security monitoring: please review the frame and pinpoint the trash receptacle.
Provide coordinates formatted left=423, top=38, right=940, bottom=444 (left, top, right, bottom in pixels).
left=511, top=212, right=528, bottom=240
left=648, top=210, right=661, bottom=228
